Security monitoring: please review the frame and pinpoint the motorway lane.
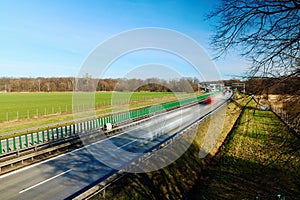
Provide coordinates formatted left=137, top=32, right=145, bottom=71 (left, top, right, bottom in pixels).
left=0, top=93, right=231, bottom=199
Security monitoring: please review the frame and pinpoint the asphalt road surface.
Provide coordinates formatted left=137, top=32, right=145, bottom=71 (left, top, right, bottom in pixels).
left=0, top=93, right=231, bottom=199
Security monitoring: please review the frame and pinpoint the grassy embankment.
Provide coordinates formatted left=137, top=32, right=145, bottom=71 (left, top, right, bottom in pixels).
left=93, top=93, right=251, bottom=200
left=0, top=92, right=194, bottom=134
left=94, top=94, right=300, bottom=199
left=189, top=98, right=300, bottom=199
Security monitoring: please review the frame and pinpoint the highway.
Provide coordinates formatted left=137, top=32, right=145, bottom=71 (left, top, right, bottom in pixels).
left=0, top=92, right=232, bottom=199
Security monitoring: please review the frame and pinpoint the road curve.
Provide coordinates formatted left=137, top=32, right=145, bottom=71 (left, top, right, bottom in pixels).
left=0, top=93, right=232, bottom=200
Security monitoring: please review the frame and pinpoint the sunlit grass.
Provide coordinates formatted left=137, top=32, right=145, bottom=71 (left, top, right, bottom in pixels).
left=0, top=91, right=196, bottom=134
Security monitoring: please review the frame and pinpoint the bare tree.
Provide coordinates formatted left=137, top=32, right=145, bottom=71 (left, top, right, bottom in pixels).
left=208, top=0, right=300, bottom=77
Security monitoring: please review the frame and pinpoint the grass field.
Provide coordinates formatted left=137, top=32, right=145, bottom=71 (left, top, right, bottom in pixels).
left=191, top=98, right=300, bottom=199
left=0, top=92, right=193, bottom=133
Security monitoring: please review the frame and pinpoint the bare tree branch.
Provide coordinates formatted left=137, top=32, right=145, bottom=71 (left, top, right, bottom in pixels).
left=208, top=0, right=300, bottom=78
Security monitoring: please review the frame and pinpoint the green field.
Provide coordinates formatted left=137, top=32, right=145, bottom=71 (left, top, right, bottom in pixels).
left=0, top=92, right=180, bottom=122
left=0, top=92, right=194, bottom=133
left=191, top=98, right=300, bottom=199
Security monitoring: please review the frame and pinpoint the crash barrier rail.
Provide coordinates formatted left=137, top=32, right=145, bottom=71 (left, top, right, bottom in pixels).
left=0, top=117, right=152, bottom=173
left=0, top=93, right=212, bottom=156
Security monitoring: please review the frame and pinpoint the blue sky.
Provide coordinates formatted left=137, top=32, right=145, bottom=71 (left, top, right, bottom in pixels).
left=0, top=0, right=248, bottom=80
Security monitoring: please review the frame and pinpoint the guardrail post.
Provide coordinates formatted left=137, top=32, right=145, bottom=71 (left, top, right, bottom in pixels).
left=83, top=121, right=86, bottom=131
left=42, top=130, right=45, bottom=142
left=51, top=129, right=55, bottom=140
left=36, top=132, right=40, bottom=144
left=25, top=135, right=29, bottom=148
left=13, top=137, right=17, bottom=151
left=60, top=127, right=64, bottom=138
left=97, top=119, right=100, bottom=128
left=31, top=133, right=34, bottom=145
left=65, top=126, right=68, bottom=136
left=6, top=138, right=10, bottom=152
left=101, top=118, right=104, bottom=126
left=56, top=127, right=59, bottom=139
left=47, top=129, right=50, bottom=141
left=19, top=136, right=22, bottom=149
left=73, top=124, right=76, bottom=134
left=96, top=119, right=99, bottom=128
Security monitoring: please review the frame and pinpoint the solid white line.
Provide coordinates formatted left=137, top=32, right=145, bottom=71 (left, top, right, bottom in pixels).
left=115, top=139, right=138, bottom=150
left=0, top=153, right=66, bottom=179
left=19, top=169, right=72, bottom=194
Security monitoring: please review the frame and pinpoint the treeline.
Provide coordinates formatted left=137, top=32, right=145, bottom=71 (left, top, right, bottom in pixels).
left=245, top=76, right=300, bottom=95
left=0, top=77, right=202, bottom=92
left=1, top=76, right=298, bottom=94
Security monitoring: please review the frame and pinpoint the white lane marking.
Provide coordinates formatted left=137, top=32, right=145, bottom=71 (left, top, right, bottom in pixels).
left=115, top=139, right=138, bottom=150
left=0, top=153, right=66, bottom=179
left=19, top=169, right=72, bottom=194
